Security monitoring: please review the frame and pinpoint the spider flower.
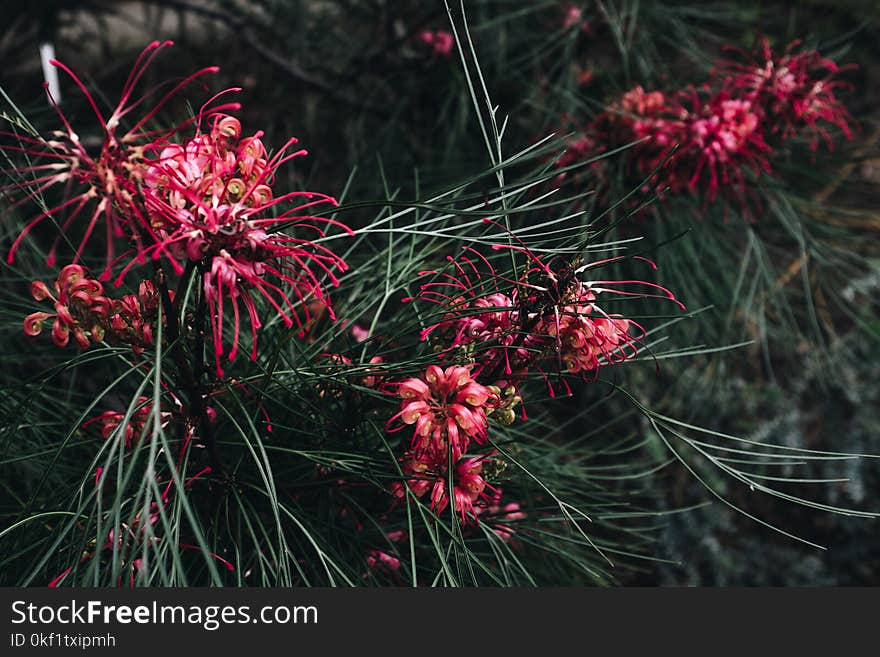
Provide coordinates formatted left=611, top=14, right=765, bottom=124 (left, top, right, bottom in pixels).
left=592, top=85, right=771, bottom=203
left=413, top=250, right=532, bottom=380
left=3, top=41, right=238, bottom=278
left=387, top=364, right=496, bottom=462
left=673, top=89, right=772, bottom=202
left=390, top=451, right=495, bottom=525
left=137, top=113, right=352, bottom=375
left=717, top=38, right=854, bottom=149
left=86, top=396, right=171, bottom=447
left=536, top=282, right=638, bottom=375
left=412, top=243, right=683, bottom=393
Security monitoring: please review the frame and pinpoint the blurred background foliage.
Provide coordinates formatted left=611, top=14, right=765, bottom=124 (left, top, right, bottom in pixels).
left=0, top=0, right=877, bottom=584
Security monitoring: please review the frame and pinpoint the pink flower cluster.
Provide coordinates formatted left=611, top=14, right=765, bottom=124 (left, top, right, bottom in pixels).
left=718, top=37, right=854, bottom=149
left=24, top=264, right=159, bottom=353
left=563, top=39, right=853, bottom=206
left=391, top=450, right=494, bottom=524
left=87, top=396, right=171, bottom=447
left=539, top=282, right=636, bottom=376
left=4, top=42, right=229, bottom=278
left=384, top=365, right=507, bottom=524
left=563, top=5, right=590, bottom=33
left=383, top=243, right=682, bottom=528
left=417, top=30, right=455, bottom=59
left=389, top=364, right=496, bottom=462
left=8, top=42, right=351, bottom=376
left=413, top=246, right=681, bottom=396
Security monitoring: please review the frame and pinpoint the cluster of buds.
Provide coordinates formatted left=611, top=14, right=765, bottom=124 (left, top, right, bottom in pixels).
left=388, top=364, right=496, bottom=462
left=417, top=30, right=455, bottom=59
left=86, top=396, right=171, bottom=447
left=562, top=5, right=591, bottom=34
left=366, top=549, right=401, bottom=573
left=561, top=39, right=853, bottom=207
left=477, top=496, right=526, bottom=543
left=24, top=264, right=159, bottom=353
left=390, top=451, right=495, bottom=524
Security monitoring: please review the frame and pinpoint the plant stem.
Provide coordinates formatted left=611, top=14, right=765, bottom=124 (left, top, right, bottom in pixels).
left=151, top=258, right=226, bottom=479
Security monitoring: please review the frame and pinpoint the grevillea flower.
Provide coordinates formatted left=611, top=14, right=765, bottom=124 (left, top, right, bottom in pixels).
left=24, top=264, right=160, bottom=352
left=387, top=364, right=496, bottom=462
left=137, top=112, right=352, bottom=375
left=716, top=38, right=854, bottom=149
left=413, top=249, right=529, bottom=381
left=673, top=89, right=771, bottom=202
left=590, top=85, right=771, bottom=203
left=537, top=281, right=639, bottom=376
left=411, top=242, right=683, bottom=396
left=613, top=85, right=682, bottom=152
left=2, top=41, right=237, bottom=278
left=417, top=30, right=455, bottom=59
left=7, top=44, right=352, bottom=376
left=390, top=451, right=495, bottom=524
left=85, top=396, right=171, bottom=447
left=49, top=459, right=226, bottom=587
left=562, top=5, right=591, bottom=33
left=478, top=496, right=526, bottom=542
left=366, top=550, right=401, bottom=572
left=557, top=41, right=853, bottom=208
left=556, top=87, right=681, bottom=201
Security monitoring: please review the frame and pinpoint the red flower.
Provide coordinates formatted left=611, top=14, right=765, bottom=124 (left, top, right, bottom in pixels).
left=412, top=244, right=682, bottom=395
left=366, top=549, right=401, bottom=572
left=562, top=5, right=591, bottom=34
left=673, top=89, right=772, bottom=202
left=390, top=451, right=495, bottom=525
left=478, top=496, right=526, bottom=542
left=416, top=250, right=530, bottom=381
left=538, top=282, right=638, bottom=375
left=418, top=30, right=455, bottom=59
left=388, top=364, right=496, bottom=462
left=716, top=38, right=854, bottom=150
left=135, top=113, right=352, bottom=375
left=3, top=41, right=235, bottom=278
left=24, top=264, right=160, bottom=352
left=85, top=396, right=171, bottom=447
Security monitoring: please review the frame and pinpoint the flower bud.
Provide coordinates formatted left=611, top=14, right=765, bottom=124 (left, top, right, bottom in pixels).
left=54, top=303, right=75, bottom=326
left=90, top=324, right=105, bottom=343
left=215, top=116, right=242, bottom=141
left=51, top=320, right=70, bottom=347
left=72, top=327, right=90, bottom=349
left=226, top=178, right=247, bottom=202
left=59, top=264, right=84, bottom=287
left=24, top=312, right=51, bottom=336
left=31, top=281, right=51, bottom=301
left=250, top=184, right=272, bottom=207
